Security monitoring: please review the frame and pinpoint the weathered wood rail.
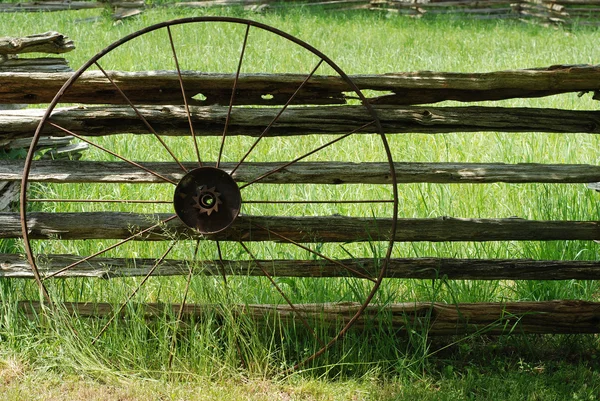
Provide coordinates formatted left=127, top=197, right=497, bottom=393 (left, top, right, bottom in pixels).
left=1, top=29, right=599, bottom=336
left=0, top=0, right=145, bottom=20
left=370, top=0, right=600, bottom=26
left=2, top=105, right=600, bottom=140
left=0, top=31, right=74, bottom=54
left=4, top=212, right=600, bottom=242
left=4, top=254, right=600, bottom=281
left=0, top=1, right=102, bottom=13
left=13, top=300, right=600, bottom=335
left=3, top=159, right=600, bottom=184
left=2, top=64, right=600, bottom=105
left=0, top=32, right=73, bottom=73
left=2, top=0, right=600, bottom=26
left=370, top=0, right=517, bottom=19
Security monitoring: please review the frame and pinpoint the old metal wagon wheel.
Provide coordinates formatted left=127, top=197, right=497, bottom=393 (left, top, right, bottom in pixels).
left=20, top=17, right=398, bottom=371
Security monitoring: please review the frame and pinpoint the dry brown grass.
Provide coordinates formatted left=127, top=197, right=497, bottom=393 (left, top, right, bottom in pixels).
left=0, top=364, right=384, bottom=401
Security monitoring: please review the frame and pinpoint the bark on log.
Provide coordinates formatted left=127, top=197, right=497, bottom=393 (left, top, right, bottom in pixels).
left=1, top=105, right=599, bottom=141
left=2, top=65, right=600, bottom=105
left=175, top=0, right=369, bottom=8
left=372, top=7, right=425, bottom=15
left=12, top=300, right=600, bottom=335
left=175, top=0, right=273, bottom=6
left=0, top=182, right=19, bottom=212
left=0, top=32, right=75, bottom=55
left=532, top=0, right=600, bottom=5
left=424, top=7, right=513, bottom=14
left=0, top=135, right=72, bottom=150
left=112, top=8, right=143, bottom=20
left=519, top=2, right=568, bottom=15
left=0, top=1, right=102, bottom=13
left=109, top=0, right=145, bottom=8
left=0, top=57, right=71, bottom=73
left=3, top=212, right=600, bottom=242
left=385, top=0, right=515, bottom=6
left=519, top=9, right=567, bottom=21
left=0, top=71, right=349, bottom=106
left=3, top=253, right=600, bottom=280
left=3, top=159, right=600, bottom=184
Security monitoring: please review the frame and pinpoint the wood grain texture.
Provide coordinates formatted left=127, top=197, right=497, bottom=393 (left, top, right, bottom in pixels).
left=1, top=65, right=599, bottom=105
left=0, top=1, right=102, bottom=13
left=13, top=300, right=600, bottom=335
left=3, top=253, right=600, bottom=280
left=0, top=57, right=72, bottom=73
left=4, top=159, right=600, bottom=184
left=0, top=32, right=75, bottom=55
left=4, top=212, right=600, bottom=241
left=1, top=105, right=599, bottom=141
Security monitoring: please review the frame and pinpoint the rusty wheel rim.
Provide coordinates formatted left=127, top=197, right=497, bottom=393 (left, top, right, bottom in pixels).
left=20, top=17, right=398, bottom=372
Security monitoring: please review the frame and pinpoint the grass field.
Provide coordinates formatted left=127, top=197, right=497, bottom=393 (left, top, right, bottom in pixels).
left=1, top=5, right=600, bottom=400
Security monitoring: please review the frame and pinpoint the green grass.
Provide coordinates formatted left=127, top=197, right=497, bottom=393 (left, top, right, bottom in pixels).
left=2, top=5, right=600, bottom=399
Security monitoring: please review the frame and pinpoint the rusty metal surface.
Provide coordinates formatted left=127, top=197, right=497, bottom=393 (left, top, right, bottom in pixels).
left=174, top=167, right=241, bottom=234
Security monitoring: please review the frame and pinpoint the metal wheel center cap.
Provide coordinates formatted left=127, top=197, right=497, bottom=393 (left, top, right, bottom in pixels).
left=173, top=167, right=241, bottom=234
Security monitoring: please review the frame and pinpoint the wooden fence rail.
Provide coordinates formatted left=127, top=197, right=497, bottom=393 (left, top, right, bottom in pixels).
left=0, top=0, right=145, bottom=20
left=3, top=160, right=600, bottom=184
left=3, top=212, right=600, bottom=242
left=3, top=253, right=600, bottom=280
left=2, top=0, right=600, bottom=26
left=2, top=64, right=600, bottom=105
left=1, top=105, right=599, bottom=140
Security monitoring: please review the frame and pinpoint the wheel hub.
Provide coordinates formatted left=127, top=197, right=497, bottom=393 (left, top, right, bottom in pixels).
left=174, top=167, right=241, bottom=234
left=192, top=185, right=222, bottom=216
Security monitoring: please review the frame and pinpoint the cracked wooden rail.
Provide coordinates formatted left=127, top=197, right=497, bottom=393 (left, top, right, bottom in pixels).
left=0, top=31, right=75, bottom=55
left=1, top=64, right=599, bottom=105
left=3, top=212, right=600, bottom=242
left=1, top=105, right=599, bottom=141
left=3, top=253, right=600, bottom=280
left=3, top=159, right=600, bottom=184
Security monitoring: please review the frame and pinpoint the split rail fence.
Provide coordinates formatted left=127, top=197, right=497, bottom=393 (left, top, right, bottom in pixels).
left=370, top=0, right=600, bottom=26
left=1, top=32, right=600, bottom=336
left=0, top=0, right=145, bottom=20
left=2, top=0, right=600, bottom=26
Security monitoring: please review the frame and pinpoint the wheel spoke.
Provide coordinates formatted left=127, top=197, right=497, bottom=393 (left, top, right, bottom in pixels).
left=93, top=240, right=177, bottom=344
left=230, top=58, right=325, bottom=176
left=250, top=222, right=376, bottom=282
left=244, top=199, right=394, bottom=204
left=29, top=198, right=170, bottom=204
left=238, top=121, right=375, bottom=190
left=40, top=214, right=179, bottom=280
left=217, top=24, right=250, bottom=169
left=94, top=61, right=188, bottom=173
left=216, top=241, right=228, bottom=285
left=167, top=26, right=203, bottom=168
left=47, top=122, right=177, bottom=185
left=238, top=241, right=325, bottom=349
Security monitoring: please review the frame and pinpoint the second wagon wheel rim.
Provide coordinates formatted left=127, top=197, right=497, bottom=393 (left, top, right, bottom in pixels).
left=20, top=17, right=398, bottom=372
